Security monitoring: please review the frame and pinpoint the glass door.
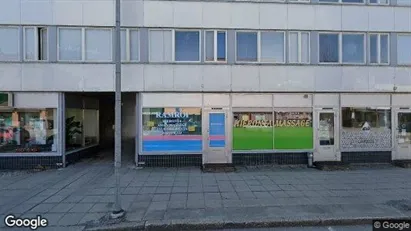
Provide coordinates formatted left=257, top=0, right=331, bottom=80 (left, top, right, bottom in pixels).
left=395, top=111, right=411, bottom=159
left=203, top=110, right=229, bottom=164
left=315, top=110, right=340, bottom=161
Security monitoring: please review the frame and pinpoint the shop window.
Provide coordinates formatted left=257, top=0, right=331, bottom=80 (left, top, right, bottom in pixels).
left=65, top=108, right=84, bottom=151
left=233, top=112, right=274, bottom=150
left=142, top=108, right=202, bottom=152
left=0, top=109, right=57, bottom=153
left=341, top=107, right=391, bottom=150
left=274, top=111, right=313, bottom=150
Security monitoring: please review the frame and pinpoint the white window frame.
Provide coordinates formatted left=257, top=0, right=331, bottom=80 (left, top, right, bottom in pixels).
left=259, top=30, right=286, bottom=64
left=341, top=32, right=366, bottom=65
left=173, top=29, right=201, bottom=63
left=288, top=0, right=311, bottom=3
left=318, top=32, right=341, bottom=64
left=23, top=26, right=49, bottom=62
left=235, top=30, right=259, bottom=63
left=148, top=29, right=168, bottom=63
left=288, top=31, right=310, bottom=64
left=204, top=30, right=227, bottom=63
left=0, top=26, right=21, bottom=61
left=318, top=0, right=365, bottom=4
left=368, top=33, right=390, bottom=65
left=57, top=27, right=113, bottom=62
left=122, top=28, right=140, bottom=62
left=396, top=33, right=411, bottom=66
left=368, top=0, right=389, bottom=5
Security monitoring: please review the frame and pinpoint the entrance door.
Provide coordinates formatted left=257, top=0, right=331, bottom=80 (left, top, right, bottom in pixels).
left=394, top=110, right=411, bottom=160
left=314, top=109, right=340, bottom=162
left=203, top=109, right=230, bottom=164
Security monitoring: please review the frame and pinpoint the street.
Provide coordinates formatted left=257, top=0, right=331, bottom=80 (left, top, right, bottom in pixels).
left=207, top=226, right=372, bottom=231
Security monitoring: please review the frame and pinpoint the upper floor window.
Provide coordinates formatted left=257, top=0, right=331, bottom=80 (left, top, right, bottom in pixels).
left=289, top=0, right=310, bottom=2
left=24, top=27, right=48, bottom=61
left=121, top=29, right=139, bottom=62
left=0, top=27, right=19, bottom=61
left=174, top=30, right=200, bottom=62
left=319, top=33, right=365, bottom=64
left=149, top=29, right=172, bottom=62
left=236, top=31, right=285, bottom=63
left=58, top=28, right=112, bottom=61
left=319, top=0, right=364, bottom=3
left=369, top=0, right=389, bottom=4
left=205, top=30, right=226, bottom=62
left=397, top=34, right=411, bottom=65
left=288, top=31, right=310, bottom=64
left=397, top=0, right=411, bottom=5
left=369, top=33, right=389, bottom=65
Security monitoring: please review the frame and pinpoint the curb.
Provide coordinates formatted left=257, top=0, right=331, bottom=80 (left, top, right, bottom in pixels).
left=84, top=215, right=411, bottom=231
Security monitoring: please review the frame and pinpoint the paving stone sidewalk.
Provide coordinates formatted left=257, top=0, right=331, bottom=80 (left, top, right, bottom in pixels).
left=1, top=160, right=411, bottom=231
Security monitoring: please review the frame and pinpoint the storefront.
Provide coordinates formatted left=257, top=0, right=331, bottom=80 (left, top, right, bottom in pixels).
left=137, top=93, right=411, bottom=166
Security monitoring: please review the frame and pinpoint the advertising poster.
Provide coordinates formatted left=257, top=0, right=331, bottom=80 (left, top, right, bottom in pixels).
left=273, top=111, right=313, bottom=149
left=142, top=108, right=202, bottom=152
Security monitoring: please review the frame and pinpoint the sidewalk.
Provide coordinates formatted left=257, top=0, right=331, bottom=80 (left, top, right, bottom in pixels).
left=1, top=159, right=411, bottom=231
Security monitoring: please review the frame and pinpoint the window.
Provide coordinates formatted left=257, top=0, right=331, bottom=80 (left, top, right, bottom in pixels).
left=58, top=28, right=112, bottom=61
left=149, top=30, right=172, bottom=62
left=319, top=0, right=364, bottom=2
left=288, top=31, right=310, bottom=63
left=274, top=111, right=313, bottom=150
left=342, top=34, right=365, bottom=64
left=236, top=32, right=258, bottom=62
left=397, top=0, right=411, bottom=5
left=24, top=27, right=48, bottom=61
left=289, top=0, right=310, bottom=2
left=397, top=34, right=411, bottom=65
left=369, top=34, right=389, bottom=65
left=341, top=107, right=391, bottom=150
left=0, top=27, right=20, bottom=61
left=369, top=0, right=389, bottom=4
left=120, top=29, right=139, bottom=62
left=174, top=31, right=200, bottom=62
left=319, top=33, right=339, bottom=63
left=142, top=108, right=202, bottom=152
left=205, top=30, right=226, bottom=62
left=85, top=29, right=112, bottom=61
left=0, top=109, right=58, bottom=153
left=260, top=31, right=285, bottom=63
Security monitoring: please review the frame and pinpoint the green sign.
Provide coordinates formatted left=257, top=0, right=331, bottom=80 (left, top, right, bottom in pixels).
left=0, top=93, right=9, bottom=107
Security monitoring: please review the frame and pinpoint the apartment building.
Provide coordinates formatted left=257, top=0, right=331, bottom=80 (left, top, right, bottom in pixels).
left=1, top=0, right=411, bottom=169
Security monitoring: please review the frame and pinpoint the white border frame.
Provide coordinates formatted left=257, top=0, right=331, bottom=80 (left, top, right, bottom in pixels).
left=204, top=30, right=228, bottom=63
left=23, top=26, right=50, bottom=62
left=0, top=26, right=20, bottom=61
left=259, top=30, right=286, bottom=64
left=173, top=29, right=202, bottom=63
left=318, top=32, right=341, bottom=64
left=84, top=28, right=113, bottom=62
left=129, top=29, right=140, bottom=62
left=368, top=0, right=389, bottom=5
left=288, top=31, right=311, bottom=64
left=318, top=0, right=365, bottom=4
left=235, top=30, right=259, bottom=63
left=57, top=27, right=83, bottom=62
left=396, top=33, right=411, bottom=66
left=148, top=29, right=169, bottom=63
left=369, top=33, right=390, bottom=65
left=341, top=32, right=367, bottom=65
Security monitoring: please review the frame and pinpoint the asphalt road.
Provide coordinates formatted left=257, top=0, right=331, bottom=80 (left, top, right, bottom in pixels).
left=207, top=225, right=372, bottom=231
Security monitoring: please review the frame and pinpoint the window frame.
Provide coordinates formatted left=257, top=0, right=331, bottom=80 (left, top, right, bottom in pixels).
left=204, top=30, right=227, bottom=63
left=288, top=31, right=311, bottom=64
left=173, top=29, right=201, bottom=63
left=0, top=26, right=21, bottom=61
left=368, top=33, right=390, bottom=65
left=288, top=0, right=311, bottom=3
left=235, top=30, right=259, bottom=63
left=396, top=33, right=411, bottom=66
left=341, top=32, right=366, bottom=65
left=368, top=0, right=389, bottom=5
left=148, top=29, right=170, bottom=63
left=23, top=26, right=49, bottom=62
left=318, top=32, right=341, bottom=64
left=57, top=27, right=113, bottom=62
left=259, top=30, right=286, bottom=64
left=318, top=0, right=365, bottom=4
left=121, top=28, right=140, bottom=63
